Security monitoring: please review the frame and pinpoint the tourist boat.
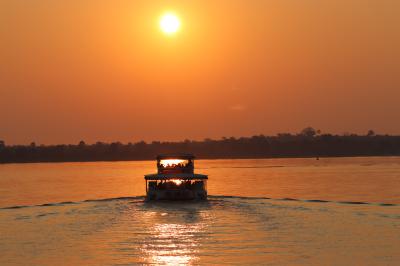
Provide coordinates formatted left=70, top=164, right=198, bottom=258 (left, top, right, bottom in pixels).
left=144, top=154, right=208, bottom=201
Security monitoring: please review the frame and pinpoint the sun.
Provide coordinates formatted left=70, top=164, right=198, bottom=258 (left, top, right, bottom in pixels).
left=160, top=13, right=180, bottom=35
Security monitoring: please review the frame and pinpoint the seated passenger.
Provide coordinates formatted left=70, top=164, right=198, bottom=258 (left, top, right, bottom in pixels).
left=193, top=181, right=204, bottom=190
left=148, top=181, right=157, bottom=190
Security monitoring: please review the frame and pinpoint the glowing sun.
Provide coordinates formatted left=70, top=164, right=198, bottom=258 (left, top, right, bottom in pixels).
left=160, top=13, right=180, bottom=35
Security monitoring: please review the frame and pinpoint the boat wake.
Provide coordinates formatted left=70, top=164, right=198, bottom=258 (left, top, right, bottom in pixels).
left=1, top=195, right=397, bottom=210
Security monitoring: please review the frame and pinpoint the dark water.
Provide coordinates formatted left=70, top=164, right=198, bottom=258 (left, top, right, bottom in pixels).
left=0, top=157, right=400, bottom=265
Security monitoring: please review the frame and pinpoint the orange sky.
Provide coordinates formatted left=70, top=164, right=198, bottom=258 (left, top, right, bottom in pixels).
left=1, top=0, right=400, bottom=144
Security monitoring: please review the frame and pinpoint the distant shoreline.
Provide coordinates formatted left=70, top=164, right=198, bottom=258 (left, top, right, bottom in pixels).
left=1, top=131, right=400, bottom=164
left=0, top=154, right=399, bottom=165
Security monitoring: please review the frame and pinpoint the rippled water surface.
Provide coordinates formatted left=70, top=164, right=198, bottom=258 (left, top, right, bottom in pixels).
left=1, top=157, right=400, bottom=265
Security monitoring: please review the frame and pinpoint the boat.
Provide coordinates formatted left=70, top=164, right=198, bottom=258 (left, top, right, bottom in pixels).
left=144, top=154, right=208, bottom=201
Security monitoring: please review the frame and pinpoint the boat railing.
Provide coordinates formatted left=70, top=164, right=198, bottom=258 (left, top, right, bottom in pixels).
left=157, top=165, right=194, bottom=174
left=147, top=180, right=206, bottom=191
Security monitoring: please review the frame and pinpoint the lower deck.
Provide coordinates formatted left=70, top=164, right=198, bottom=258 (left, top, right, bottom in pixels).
left=145, top=179, right=207, bottom=201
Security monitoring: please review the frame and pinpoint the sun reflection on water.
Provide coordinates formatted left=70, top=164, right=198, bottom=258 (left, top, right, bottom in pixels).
left=142, top=223, right=204, bottom=265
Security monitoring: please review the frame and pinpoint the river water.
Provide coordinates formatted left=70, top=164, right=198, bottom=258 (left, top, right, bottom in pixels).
left=0, top=157, right=399, bottom=265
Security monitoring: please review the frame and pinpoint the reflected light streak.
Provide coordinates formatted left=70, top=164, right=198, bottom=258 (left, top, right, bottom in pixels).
left=142, top=223, right=204, bottom=265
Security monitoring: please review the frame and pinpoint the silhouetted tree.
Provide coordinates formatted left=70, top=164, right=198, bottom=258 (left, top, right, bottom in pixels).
left=301, top=127, right=318, bottom=138
left=1, top=128, right=400, bottom=163
left=367, top=130, right=375, bottom=136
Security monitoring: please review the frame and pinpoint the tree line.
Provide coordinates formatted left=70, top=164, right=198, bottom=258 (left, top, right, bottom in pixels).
left=1, top=128, right=400, bottom=163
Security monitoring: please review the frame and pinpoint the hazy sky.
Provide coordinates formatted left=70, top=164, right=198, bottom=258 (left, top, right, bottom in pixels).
left=1, top=0, right=400, bottom=144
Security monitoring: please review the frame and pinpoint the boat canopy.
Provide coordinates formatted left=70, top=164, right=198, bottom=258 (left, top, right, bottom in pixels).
left=156, top=154, right=195, bottom=160
left=145, top=173, right=208, bottom=180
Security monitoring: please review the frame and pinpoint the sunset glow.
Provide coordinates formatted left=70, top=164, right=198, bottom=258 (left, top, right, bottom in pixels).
left=160, top=159, right=186, bottom=167
left=171, top=179, right=183, bottom=185
left=1, top=1, right=400, bottom=265
left=1, top=1, right=400, bottom=145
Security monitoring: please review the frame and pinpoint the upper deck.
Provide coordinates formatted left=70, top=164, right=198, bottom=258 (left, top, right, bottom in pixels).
left=156, top=154, right=195, bottom=175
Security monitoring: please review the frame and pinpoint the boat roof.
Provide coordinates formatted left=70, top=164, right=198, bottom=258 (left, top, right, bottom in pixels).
left=145, top=173, right=208, bottom=180
left=156, top=153, right=195, bottom=160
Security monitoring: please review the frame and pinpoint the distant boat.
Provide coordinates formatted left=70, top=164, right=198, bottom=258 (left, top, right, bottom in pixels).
left=144, top=154, right=208, bottom=201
